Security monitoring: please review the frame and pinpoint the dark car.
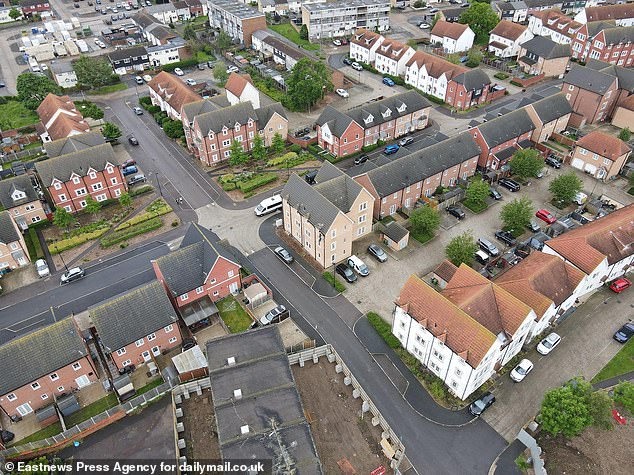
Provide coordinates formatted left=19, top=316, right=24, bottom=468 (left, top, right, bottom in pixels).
left=489, top=188, right=502, bottom=200
left=336, top=263, right=357, bottom=283
left=121, top=158, right=136, bottom=168
left=127, top=174, right=146, bottom=186
left=354, top=154, right=369, bottom=165
left=274, top=246, right=294, bottom=264
left=495, top=230, right=517, bottom=246
left=498, top=178, right=520, bottom=192
left=614, top=322, right=634, bottom=343
left=368, top=244, right=387, bottom=263
left=342, top=57, right=352, bottom=66
left=128, top=136, right=138, bottom=145
left=60, top=267, right=85, bottom=285
left=447, top=205, right=465, bottom=220
left=469, top=392, right=495, bottom=416
left=545, top=155, right=562, bottom=169
left=1, top=430, right=15, bottom=444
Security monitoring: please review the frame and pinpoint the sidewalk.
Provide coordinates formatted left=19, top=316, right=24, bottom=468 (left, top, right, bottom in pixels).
left=593, top=370, right=634, bottom=390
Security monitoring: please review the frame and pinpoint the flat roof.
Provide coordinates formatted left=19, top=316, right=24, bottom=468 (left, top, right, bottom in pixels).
left=303, top=0, right=390, bottom=12
left=208, top=0, right=265, bottom=19
left=206, top=325, right=285, bottom=371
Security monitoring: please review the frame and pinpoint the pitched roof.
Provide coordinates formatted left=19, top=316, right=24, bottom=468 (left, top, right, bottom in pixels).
left=132, top=10, right=158, bottom=29
left=47, top=113, right=91, bottom=141
left=520, top=35, right=571, bottom=59
left=193, top=102, right=257, bottom=135
left=0, top=175, right=39, bottom=210
left=545, top=204, right=634, bottom=273
left=563, top=63, right=618, bottom=94
left=0, top=210, right=20, bottom=245
left=107, top=45, right=148, bottom=63
left=36, top=94, right=90, bottom=141
left=148, top=71, right=202, bottom=115
left=350, top=28, right=384, bottom=48
left=584, top=4, right=634, bottom=23
left=586, top=20, right=618, bottom=38
left=315, top=106, right=357, bottom=137
left=396, top=275, right=497, bottom=368
left=434, top=260, right=458, bottom=283
left=314, top=160, right=344, bottom=184
left=44, top=130, right=106, bottom=158
left=314, top=169, right=365, bottom=214
left=575, top=130, right=631, bottom=161
left=153, top=223, right=239, bottom=297
left=383, top=221, right=408, bottom=242
left=431, top=20, right=470, bottom=40
left=254, top=102, right=287, bottom=126
left=375, top=38, right=412, bottom=62
left=476, top=109, right=535, bottom=148
left=601, top=25, right=634, bottom=45
left=585, top=59, right=634, bottom=91
left=181, top=96, right=231, bottom=123
left=453, top=69, right=491, bottom=91
left=0, top=317, right=88, bottom=396
left=528, top=93, right=573, bottom=123
left=224, top=73, right=254, bottom=98
left=406, top=51, right=467, bottom=81
left=345, top=91, right=432, bottom=131
left=532, top=8, right=582, bottom=39
left=491, top=20, right=528, bottom=41
left=35, top=143, right=120, bottom=187
left=90, top=280, right=178, bottom=352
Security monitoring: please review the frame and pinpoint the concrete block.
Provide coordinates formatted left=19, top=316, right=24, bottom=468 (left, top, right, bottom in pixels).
left=174, top=395, right=182, bottom=404
left=299, top=358, right=305, bottom=367
left=372, top=417, right=380, bottom=427
left=177, top=439, right=186, bottom=449
left=343, top=376, right=352, bottom=386
left=362, top=401, right=370, bottom=413
left=327, top=353, right=336, bottom=363
left=175, top=408, right=183, bottom=418
left=335, top=364, right=343, bottom=373
left=183, top=391, right=190, bottom=400
left=176, top=422, right=184, bottom=433
left=312, top=354, right=319, bottom=363
left=382, top=431, right=390, bottom=440
left=352, top=388, right=361, bottom=399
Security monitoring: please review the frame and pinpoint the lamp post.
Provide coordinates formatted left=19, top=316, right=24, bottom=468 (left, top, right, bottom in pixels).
left=54, top=244, right=69, bottom=272
left=152, top=170, right=163, bottom=197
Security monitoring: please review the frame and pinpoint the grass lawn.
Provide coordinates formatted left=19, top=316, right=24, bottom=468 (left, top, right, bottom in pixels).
left=591, top=338, right=634, bottom=383
left=0, top=101, right=39, bottom=130
left=87, top=83, right=128, bottom=95
left=65, top=393, right=119, bottom=427
left=322, top=272, right=346, bottom=292
left=410, top=230, right=434, bottom=245
left=217, top=295, right=253, bottom=333
left=463, top=199, right=488, bottom=213
left=12, top=422, right=62, bottom=445
left=136, top=378, right=164, bottom=396
left=269, top=24, right=320, bottom=50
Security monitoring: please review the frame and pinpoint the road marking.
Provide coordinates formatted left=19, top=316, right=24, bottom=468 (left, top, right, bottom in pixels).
left=597, top=341, right=613, bottom=356
left=4, top=312, right=48, bottom=333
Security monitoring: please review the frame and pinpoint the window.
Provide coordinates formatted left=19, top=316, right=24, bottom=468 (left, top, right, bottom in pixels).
left=228, top=270, right=234, bottom=278
left=357, top=227, right=366, bottom=235
left=92, top=183, right=103, bottom=191
left=165, top=324, right=174, bottom=333
left=210, top=278, right=216, bottom=284
left=359, top=202, right=367, bottom=211
left=7, top=393, right=17, bottom=401
left=592, top=153, right=599, bottom=160
left=122, top=359, right=132, bottom=367
left=80, top=200, right=87, bottom=208
left=54, top=182, right=62, bottom=190
left=41, top=394, right=49, bottom=400
left=116, top=348, right=126, bottom=356
left=358, top=215, right=366, bottom=223
left=604, top=158, right=611, bottom=165
left=72, top=362, right=82, bottom=371
left=222, top=139, right=231, bottom=147
left=135, top=338, right=145, bottom=347
left=72, top=177, right=80, bottom=185
left=455, top=369, right=462, bottom=376
left=224, top=150, right=231, bottom=158
left=451, top=381, right=458, bottom=389
left=580, top=148, right=587, bottom=155
left=31, top=216, right=41, bottom=223
left=196, top=286, right=204, bottom=294
left=235, top=135, right=243, bottom=142
left=50, top=373, right=59, bottom=381
left=89, top=172, right=97, bottom=179
left=106, top=167, right=113, bottom=174
left=147, top=333, right=156, bottom=341
left=168, top=337, right=177, bottom=344
left=331, top=242, right=336, bottom=251
left=57, top=386, right=64, bottom=392
left=181, top=293, right=189, bottom=301
left=110, top=178, right=118, bottom=185
left=59, top=194, right=67, bottom=201
left=331, top=229, right=336, bottom=238
left=568, top=84, right=574, bottom=91
left=31, top=382, right=41, bottom=390
left=75, top=188, right=87, bottom=196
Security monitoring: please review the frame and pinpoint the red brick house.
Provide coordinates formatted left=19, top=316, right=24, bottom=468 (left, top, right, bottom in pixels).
left=470, top=109, right=536, bottom=170
left=0, top=317, right=98, bottom=418
left=90, top=280, right=182, bottom=371
left=19, top=0, right=51, bottom=18
left=35, top=143, right=127, bottom=213
left=445, top=69, right=506, bottom=112
left=36, top=94, right=90, bottom=143
left=147, top=71, right=202, bottom=121
left=569, top=130, right=631, bottom=180
left=181, top=96, right=231, bottom=158
left=153, top=223, right=242, bottom=328
left=571, top=22, right=634, bottom=66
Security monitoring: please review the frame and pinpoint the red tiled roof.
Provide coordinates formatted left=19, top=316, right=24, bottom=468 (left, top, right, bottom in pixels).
left=36, top=93, right=89, bottom=141
left=46, top=114, right=89, bottom=141
left=585, top=4, right=634, bottom=23
left=575, top=130, right=631, bottom=161
left=491, top=20, right=528, bottom=41
left=36, top=93, right=77, bottom=126
left=350, top=28, right=383, bottom=48
left=405, top=51, right=467, bottom=80
left=532, top=8, right=583, bottom=39
left=431, top=20, right=470, bottom=40
left=224, top=72, right=254, bottom=98
left=148, top=71, right=202, bottom=115
left=376, top=38, right=412, bottom=62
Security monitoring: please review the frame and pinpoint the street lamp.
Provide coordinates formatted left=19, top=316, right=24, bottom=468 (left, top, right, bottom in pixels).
left=54, top=244, right=69, bottom=272
left=152, top=170, right=163, bottom=197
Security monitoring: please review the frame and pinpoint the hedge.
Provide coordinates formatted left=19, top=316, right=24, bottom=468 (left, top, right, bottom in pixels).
left=28, top=227, right=44, bottom=260
left=101, top=217, right=162, bottom=247
left=130, top=185, right=153, bottom=196
left=222, top=182, right=236, bottom=191
left=139, top=96, right=152, bottom=108
left=362, top=143, right=378, bottom=153
left=146, top=198, right=171, bottom=214
left=267, top=152, right=297, bottom=167
left=50, top=228, right=110, bottom=254
left=146, top=105, right=161, bottom=115
left=219, top=174, right=235, bottom=184
left=288, top=144, right=302, bottom=153
left=236, top=173, right=277, bottom=193
left=510, top=80, right=523, bottom=87
left=161, top=58, right=198, bottom=72
left=367, top=312, right=400, bottom=349
left=494, top=72, right=509, bottom=80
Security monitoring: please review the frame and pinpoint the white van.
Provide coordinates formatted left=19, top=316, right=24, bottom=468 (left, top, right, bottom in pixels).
left=254, top=194, right=283, bottom=216
left=474, top=250, right=490, bottom=265
left=574, top=192, right=588, bottom=205
left=347, top=255, right=369, bottom=276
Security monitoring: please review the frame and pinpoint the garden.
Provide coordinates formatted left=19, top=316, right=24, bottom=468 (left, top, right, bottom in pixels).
left=0, top=97, right=39, bottom=130
left=216, top=295, right=253, bottom=333
left=268, top=22, right=320, bottom=51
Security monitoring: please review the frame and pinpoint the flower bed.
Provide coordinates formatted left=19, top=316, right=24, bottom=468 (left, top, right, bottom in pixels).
left=101, top=217, right=162, bottom=247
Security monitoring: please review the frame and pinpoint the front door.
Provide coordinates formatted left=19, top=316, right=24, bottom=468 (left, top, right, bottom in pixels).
left=389, top=204, right=397, bottom=215
left=16, top=403, right=33, bottom=417
left=229, top=282, right=239, bottom=294
left=75, top=375, right=90, bottom=388
left=142, top=350, right=151, bottom=362
left=151, top=346, right=161, bottom=357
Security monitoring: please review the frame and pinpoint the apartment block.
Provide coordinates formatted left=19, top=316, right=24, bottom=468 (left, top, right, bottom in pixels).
left=301, top=0, right=390, bottom=41
left=207, top=0, right=266, bottom=47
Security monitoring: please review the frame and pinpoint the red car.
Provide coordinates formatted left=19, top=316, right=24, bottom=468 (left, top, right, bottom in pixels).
left=535, top=209, right=556, bottom=224
left=610, top=278, right=631, bottom=293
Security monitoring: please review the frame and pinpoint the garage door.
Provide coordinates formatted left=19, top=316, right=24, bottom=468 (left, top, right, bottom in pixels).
left=584, top=163, right=597, bottom=175
left=571, top=158, right=584, bottom=170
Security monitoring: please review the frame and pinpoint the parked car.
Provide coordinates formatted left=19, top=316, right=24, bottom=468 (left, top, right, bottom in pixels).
left=197, top=63, right=206, bottom=70
left=332, top=39, right=342, bottom=46
left=478, top=238, right=499, bottom=257
left=185, top=78, right=197, bottom=86
left=351, top=62, right=363, bottom=71
left=510, top=359, right=534, bottom=382
left=447, top=205, right=465, bottom=220
left=382, top=77, right=395, bottom=86
left=573, top=192, right=588, bottom=206
left=419, top=22, right=430, bottom=29
left=336, top=88, right=349, bottom=98
left=474, top=250, right=490, bottom=265
left=347, top=255, right=369, bottom=277
left=121, top=159, right=136, bottom=169
left=127, top=174, right=146, bottom=186
left=498, top=178, right=520, bottom=192
left=122, top=165, right=138, bottom=176
left=610, top=277, right=631, bottom=293
left=227, top=66, right=239, bottom=73
left=35, top=259, right=50, bottom=278
left=128, top=136, right=139, bottom=145
left=537, top=332, right=561, bottom=355
left=336, top=263, right=357, bottom=283
left=260, top=305, right=288, bottom=326
left=134, top=75, right=144, bottom=85
left=399, top=136, right=414, bottom=147
left=384, top=144, right=400, bottom=155
left=429, top=8, right=439, bottom=13
left=132, top=106, right=143, bottom=115
left=545, top=155, right=561, bottom=168
left=495, top=230, right=517, bottom=246
left=489, top=188, right=502, bottom=200
left=274, top=246, right=294, bottom=264
left=1, top=430, right=15, bottom=444
left=469, top=392, right=495, bottom=416
left=174, top=67, right=184, bottom=76
left=60, top=267, right=85, bottom=285
left=342, top=57, right=353, bottom=66
left=614, top=322, right=634, bottom=343
left=526, top=219, right=541, bottom=232
left=143, top=74, right=152, bottom=82
left=354, top=155, right=369, bottom=165
left=368, top=244, right=387, bottom=262
left=535, top=208, right=556, bottom=224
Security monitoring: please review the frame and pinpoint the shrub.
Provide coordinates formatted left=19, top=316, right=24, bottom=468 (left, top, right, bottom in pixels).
left=28, top=227, right=44, bottom=260
left=171, top=219, right=179, bottom=227
left=362, top=143, right=378, bottom=153
left=222, top=182, right=237, bottom=191
left=161, top=58, right=198, bottom=72
left=267, top=152, right=297, bottom=167
left=139, top=96, right=152, bottom=108
left=219, top=173, right=236, bottom=184
left=236, top=173, right=277, bottom=193
left=146, top=105, right=161, bottom=115
left=288, top=144, right=302, bottom=153
left=510, top=80, right=523, bottom=87
left=322, top=271, right=346, bottom=292
left=130, top=185, right=153, bottom=196
left=101, top=217, right=162, bottom=247
left=49, top=228, right=109, bottom=253
left=367, top=312, right=400, bottom=349
left=145, top=198, right=171, bottom=214
left=494, top=72, right=509, bottom=80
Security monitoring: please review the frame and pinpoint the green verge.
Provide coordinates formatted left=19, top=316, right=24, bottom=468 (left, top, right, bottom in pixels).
left=87, top=83, right=128, bottom=95
left=322, top=272, right=346, bottom=292
left=591, top=338, right=634, bottom=383
left=65, top=393, right=119, bottom=427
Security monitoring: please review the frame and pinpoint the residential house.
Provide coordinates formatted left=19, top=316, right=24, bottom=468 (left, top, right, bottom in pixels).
left=207, top=0, right=267, bottom=47
left=560, top=0, right=596, bottom=15
left=281, top=163, right=374, bottom=268
left=224, top=72, right=260, bottom=109
left=0, top=5, right=23, bottom=23
left=496, top=1, right=529, bottom=23
left=185, top=0, right=207, bottom=17
left=0, top=175, right=47, bottom=230
left=488, top=20, right=534, bottom=58
left=19, top=0, right=51, bottom=18
left=439, top=6, right=463, bottom=23
left=147, top=41, right=185, bottom=67
left=571, top=21, right=634, bottom=65
left=518, top=36, right=571, bottom=77
left=171, top=1, right=193, bottom=21
left=496, top=251, right=586, bottom=339
left=90, top=281, right=182, bottom=371
left=107, top=46, right=150, bottom=75
left=43, top=130, right=106, bottom=159
left=180, top=95, right=231, bottom=153
left=301, top=0, right=390, bottom=41
left=430, top=20, right=475, bottom=54
left=0, top=318, right=98, bottom=418
left=569, top=130, right=631, bottom=180
left=469, top=109, right=536, bottom=170
left=445, top=69, right=505, bottom=112
left=49, top=60, right=77, bottom=89
left=543, top=204, right=634, bottom=295
left=35, top=143, right=127, bottom=213
left=147, top=71, right=202, bottom=121
left=316, top=91, right=432, bottom=157
left=253, top=31, right=306, bottom=70
left=373, top=38, right=414, bottom=77
left=0, top=210, right=30, bottom=270
left=405, top=51, right=468, bottom=103
left=134, top=10, right=186, bottom=48
left=349, top=29, right=385, bottom=64
left=36, top=94, right=90, bottom=143
left=353, top=133, right=481, bottom=218
left=393, top=265, right=536, bottom=400
left=575, top=4, right=634, bottom=26
left=152, top=223, right=242, bottom=321
left=612, top=94, right=634, bottom=129
left=524, top=93, right=573, bottom=143
left=145, top=3, right=181, bottom=24
left=255, top=102, right=288, bottom=146
left=527, top=8, right=583, bottom=44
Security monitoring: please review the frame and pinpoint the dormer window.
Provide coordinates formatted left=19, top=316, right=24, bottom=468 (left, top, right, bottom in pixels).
left=363, top=114, right=374, bottom=125
left=11, top=190, right=26, bottom=201
left=234, top=122, right=241, bottom=131
left=223, top=127, right=228, bottom=135
left=381, top=109, right=392, bottom=118
left=72, top=177, right=80, bottom=185
left=397, top=103, right=406, bottom=113
left=89, top=172, right=97, bottom=179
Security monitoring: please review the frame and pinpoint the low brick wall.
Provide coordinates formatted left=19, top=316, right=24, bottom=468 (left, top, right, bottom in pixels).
left=511, top=74, right=545, bottom=88
left=287, top=134, right=317, bottom=149
left=551, top=132, right=575, bottom=147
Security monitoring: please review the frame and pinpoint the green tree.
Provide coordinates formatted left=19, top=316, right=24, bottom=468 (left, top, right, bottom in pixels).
left=73, top=55, right=118, bottom=89
left=83, top=195, right=102, bottom=215
left=251, top=133, right=267, bottom=162
left=447, top=53, right=460, bottom=64
left=16, top=72, right=60, bottom=110
left=53, top=206, right=75, bottom=232
left=9, top=7, right=22, bottom=21
left=409, top=206, right=440, bottom=239
left=216, top=30, right=233, bottom=50
left=431, top=11, right=441, bottom=29
left=588, top=390, right=613, bottom=430
left=549, top=172, right=583, bottom=206
left=102, top=122, right=122, bottom=142
left=459, top=2, right=499, bottom=42
left=539, top=382, right=593, bottom=438
left=119, top=192, right=132, bottom=208
left=500, top=196, right=533, bottom=234
left=465, top=178, right=490, bottom=206
left=509, top=149, right=544, bottom=180
left=618, top=127, right=631, bottom=142
left=285, top=58, right=333, bottom=111
left=75, top=100, right=104, bottom=120
left=466, top=48, right=483, bottom=68
left=613, top=381, right=634, bottom=413
left=299, top=24, right=309, bottom=41
left=183, top=23, right=197, bottom=41
left=213, top=62, right=228, bottom=83
left=163, top=120, right=184, bottom=139
left=445, top=230, right=478, bottom=267
left=229, top=140, right=248, bottom=166
left=271, top=132, right=286, bottom=155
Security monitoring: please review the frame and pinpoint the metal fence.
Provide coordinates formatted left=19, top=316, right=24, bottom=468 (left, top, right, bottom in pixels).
left=121, top=381, right=174, bottom=413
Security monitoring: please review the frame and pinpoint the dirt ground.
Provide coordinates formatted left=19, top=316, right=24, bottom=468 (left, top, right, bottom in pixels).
left=292, top=361, right=393, bottom=475
left=180, top=390, right=221, bottom=462
left=540, top=421, right=634, bottom=475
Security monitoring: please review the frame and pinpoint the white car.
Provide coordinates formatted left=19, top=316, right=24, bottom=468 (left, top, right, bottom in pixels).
left=40, top=64, right=48, bottom=71
left=336, top=88, right=349, bottom=98
left=510, top=359, right=534, bottom=382
left=35, top=259, right=50, bottom=278
left=143, top=74, right=152, bottom=82
left=537, top=332, right=561, bottom=355
left=419, top=23, right=431, bottom=29
left=174, top=68, right=184, bottom=76
left=332, top=39, right=342, bottom=46
left=351, top=62, right=363, bottom=71
left=227, top=66, right=239, bottom=73
left=185, top=78, right=197, bottom=86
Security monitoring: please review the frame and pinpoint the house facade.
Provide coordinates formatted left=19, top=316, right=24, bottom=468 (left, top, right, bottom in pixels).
left=148, top=71, right=202, bottom=121
left=575, top=4, right=634, bottom=26
left=207, top=0, right=266, bottom=47
left=373, top=38, right=414, bottom=77
left=404, top=51, right=468, bottom=103
left=0, top=175, right=47, bottom=230
left=496, top=1, right=529, bottom=23
left=488, top=20, right=534, bottom=58
left=19, top=0, right=51, bottom=18
left=518, top=35, right=571, bottom=77
left=571, top=22, right=634, bottom=65
left=301, top=0, right=390, bottom=41
left=0, top=210, right=30, bottom=271
left=445, top=69, right=505, bottom=112
left=525, top=93, right=572, bottom=143
left=527, top=8, right=582, bottom=44
left=107, top=46, right=150, bottom=75
left=349, top=29, right=385, bottom=64
left=569, top=130, right=631, bottom=180
left=36, top=94, right=90, bottom=143
left=430, top=20, right=475, bottom=54
left=225, top=72, right=260, bottom=109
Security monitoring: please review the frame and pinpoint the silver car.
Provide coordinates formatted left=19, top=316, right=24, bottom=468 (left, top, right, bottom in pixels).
left=35, top=259, right=50, bottom=278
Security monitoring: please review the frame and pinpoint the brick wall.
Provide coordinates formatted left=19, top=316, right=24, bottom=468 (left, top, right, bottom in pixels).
left=109, top=324, right=182, bottom=370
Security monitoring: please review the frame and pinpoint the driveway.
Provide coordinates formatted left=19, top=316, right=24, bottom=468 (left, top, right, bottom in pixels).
left=483, top=287, right=634, bottom=441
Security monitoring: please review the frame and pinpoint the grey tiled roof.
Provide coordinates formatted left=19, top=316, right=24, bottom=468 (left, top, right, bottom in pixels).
left=315, top=173, right=364, bottom=214
left=181, top=96, right=230, bottom=123
left=477, top=109, right=535, bottom=148
left=35, top=143, right=120, bottom=187
left=383, top=221, right=408, bottom=243
left=90, top=280, right=178, bottom=353
left=346, top=91, right=432, bottom=130
left=0, top=210, right=20, bottom=245
left=0, top=175, right=39, bottom=210
left=314, top=160, right=344, bottom=184
left=585, top=59, right=634, bottom=91
left=44, top=130, right=106, bottom=158
left=254, top=102, right=287, bottom=126
left=453, top=69, right=491, bottom=91
left=529, top=93, right=573, bottom=123
left=563, top=64, right=617, bottom=94
left=107, top=46, right=148, bottom=63
left=193, top=102, right=257, bottom=135
left=587, top=20, right=617, bottom=38
left=521, top=36, right=570, bottom=59
left=282, top=173, right=342, bottom=231
left=0, top=317, right=88, bottom=396
left=603, top=25, right=634, bottom=44
left=315, top=106, right=354, bottom=137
